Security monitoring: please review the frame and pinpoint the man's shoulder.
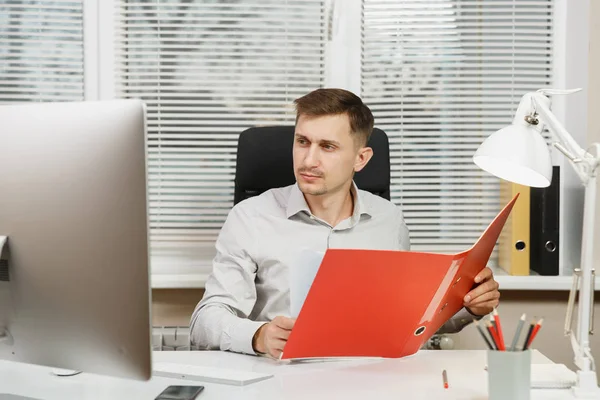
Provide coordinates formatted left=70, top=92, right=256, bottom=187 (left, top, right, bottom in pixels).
left=231, top=185, right=292, bottom=217
left=357, top=189, right=404, bottom=218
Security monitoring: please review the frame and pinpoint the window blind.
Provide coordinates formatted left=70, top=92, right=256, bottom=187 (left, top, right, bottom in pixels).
left=361, top=0, right=553, bottom=262
left=114, top=0, right=326, bottom=275
left=0, top=0, right=84, bottom=104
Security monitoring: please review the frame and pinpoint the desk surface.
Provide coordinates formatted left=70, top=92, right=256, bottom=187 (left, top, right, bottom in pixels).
left=0, top=350, right=579, bottom=400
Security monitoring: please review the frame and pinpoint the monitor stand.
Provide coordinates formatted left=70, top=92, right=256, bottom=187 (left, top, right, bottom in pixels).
left=51, top=369, right=82, bottom=377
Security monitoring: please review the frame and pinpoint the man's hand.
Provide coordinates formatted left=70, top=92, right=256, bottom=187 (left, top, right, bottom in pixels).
left=252, top=316, right=295, bottom=359
left=463, top=267, right=500, bottom=316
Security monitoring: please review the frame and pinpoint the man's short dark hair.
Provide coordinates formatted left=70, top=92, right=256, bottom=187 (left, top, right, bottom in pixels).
left=294, top=88, right=374, bottom=146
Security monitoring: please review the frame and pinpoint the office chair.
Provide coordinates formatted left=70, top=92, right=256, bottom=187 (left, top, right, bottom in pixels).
left=233, top=126, right=391, bottom=205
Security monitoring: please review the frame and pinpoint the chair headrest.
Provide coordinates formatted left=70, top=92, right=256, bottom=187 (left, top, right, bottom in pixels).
left=234, top=126, right=390, bottom=203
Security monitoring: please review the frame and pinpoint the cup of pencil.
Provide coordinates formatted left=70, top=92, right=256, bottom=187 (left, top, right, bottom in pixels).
left=473, top=310, right=543, bottom=400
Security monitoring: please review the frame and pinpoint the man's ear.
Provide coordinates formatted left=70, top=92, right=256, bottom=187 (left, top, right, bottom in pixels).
left=354, top=147, right=374, bottom=173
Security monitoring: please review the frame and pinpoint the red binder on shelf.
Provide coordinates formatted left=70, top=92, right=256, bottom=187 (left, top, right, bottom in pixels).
left=281, top=194, right=519, bottom=360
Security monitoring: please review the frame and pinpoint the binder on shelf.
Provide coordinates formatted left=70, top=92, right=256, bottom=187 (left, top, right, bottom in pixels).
left=530, top=166, right=560, bottom=276
left=499, top=181, right=530, bottom=276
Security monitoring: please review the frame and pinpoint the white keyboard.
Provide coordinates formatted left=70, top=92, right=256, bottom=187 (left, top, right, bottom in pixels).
left=153, top=362, right=273, bottom=386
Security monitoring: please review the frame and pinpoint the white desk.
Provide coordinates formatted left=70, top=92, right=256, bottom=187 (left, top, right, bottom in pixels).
left=0, top=350, right=579, bottom=400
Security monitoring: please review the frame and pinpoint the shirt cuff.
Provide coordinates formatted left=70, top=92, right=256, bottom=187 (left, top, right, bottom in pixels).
left=229, top=319, right=267, bottom=355
left=464, top=306, right=486, bottom=319
left=452, top=307, right=481, bottom=328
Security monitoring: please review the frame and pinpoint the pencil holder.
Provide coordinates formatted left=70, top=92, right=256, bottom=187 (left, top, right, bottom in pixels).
left=487, top=350, right=531, bottom=400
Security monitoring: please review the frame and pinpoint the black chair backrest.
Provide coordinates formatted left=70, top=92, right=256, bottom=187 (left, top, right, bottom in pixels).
left=233, top=126, right=390, bottom=205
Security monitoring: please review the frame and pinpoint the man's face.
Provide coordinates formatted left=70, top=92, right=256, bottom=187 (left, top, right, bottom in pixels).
left=293, top=114, right=369, bottom=197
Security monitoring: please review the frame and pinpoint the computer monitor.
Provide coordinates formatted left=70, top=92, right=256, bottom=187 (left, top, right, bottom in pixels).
left=0, top=100, right=152, bottom=381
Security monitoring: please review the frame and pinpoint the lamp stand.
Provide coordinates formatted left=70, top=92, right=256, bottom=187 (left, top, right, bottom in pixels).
left=567, top=174, right=600, bottom=398
left=526, top=90, right=600, bottom=397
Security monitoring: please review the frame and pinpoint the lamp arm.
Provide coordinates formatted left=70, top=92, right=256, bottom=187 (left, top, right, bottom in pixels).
left=531, top=93, right=600, bottom=183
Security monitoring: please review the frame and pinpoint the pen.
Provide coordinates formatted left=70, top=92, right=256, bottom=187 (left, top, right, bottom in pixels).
left=474, top=319, right=495, bottom=350
left=442, top=369, right=448, bottom=389
left=522, top=318, right=536, bottom=351
left=524, top=318, right=543, bottom=350
left=493, top=309, right=506, bottom=351
left=510, top=313, right=526, bottom=351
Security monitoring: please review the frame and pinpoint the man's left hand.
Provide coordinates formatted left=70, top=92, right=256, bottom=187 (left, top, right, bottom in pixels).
left=463, top=267, right=500, bottom=316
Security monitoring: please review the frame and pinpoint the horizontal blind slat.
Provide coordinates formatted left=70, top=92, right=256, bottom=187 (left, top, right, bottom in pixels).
left=115, top=0, right=326, bottom=259
left=362, top=0, right=553, bottom=256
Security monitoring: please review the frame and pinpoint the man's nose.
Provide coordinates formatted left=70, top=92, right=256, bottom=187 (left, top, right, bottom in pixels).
left=303, top=144, right=320, bottom=168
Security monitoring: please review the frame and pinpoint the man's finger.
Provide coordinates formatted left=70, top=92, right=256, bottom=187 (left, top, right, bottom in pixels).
left=270, top=338, right=287, bottom=352
left=465, top=290, right=500, bottom=306
left=273, top=316, right=296, bottom=330
left=469, top=299, right=500, bottom=313
left=267, top=338, right=288, bottom=359
left=271, top=326, right=292, bottom=341
left=269, top=348, right=283, bottom=359
left=464, top=280, right=499, bottom=303
left=474, top=267, right=493, bottom=283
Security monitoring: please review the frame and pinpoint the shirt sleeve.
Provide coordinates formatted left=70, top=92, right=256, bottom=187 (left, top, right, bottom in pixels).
left=436, top=308, right=483, bottom=334
left=189, top=203, right=265, bottom=355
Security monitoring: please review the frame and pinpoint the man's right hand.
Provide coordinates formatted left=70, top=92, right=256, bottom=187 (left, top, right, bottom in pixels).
left=252, top=316, right=295, bottom=359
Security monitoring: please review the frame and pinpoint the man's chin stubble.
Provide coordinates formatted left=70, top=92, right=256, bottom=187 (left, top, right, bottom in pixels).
left=299, top=183, right=327, bottom=196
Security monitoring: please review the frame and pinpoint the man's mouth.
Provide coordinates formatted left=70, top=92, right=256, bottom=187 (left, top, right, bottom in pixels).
left=299, top=172, right=322, bottom=180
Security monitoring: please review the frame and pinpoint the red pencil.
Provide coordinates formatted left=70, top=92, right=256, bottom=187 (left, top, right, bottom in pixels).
left=524, top=318, right=544, bottom=350
left=493, top=309, right=506, bottom=351
left=486, top=321, right=502, bottom=351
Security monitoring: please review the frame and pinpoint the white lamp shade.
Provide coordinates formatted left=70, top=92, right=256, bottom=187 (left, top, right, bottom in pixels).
left=473, top=124, right=552, bottom=188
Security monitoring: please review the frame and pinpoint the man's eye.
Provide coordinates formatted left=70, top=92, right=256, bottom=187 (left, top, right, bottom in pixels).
left=323, top=144, right=335, bottom=150
left=297, top=138, right=308, bottom=145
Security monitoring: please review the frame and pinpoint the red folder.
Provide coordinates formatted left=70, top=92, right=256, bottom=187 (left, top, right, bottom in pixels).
left=281, top=194, right=519, bottom=360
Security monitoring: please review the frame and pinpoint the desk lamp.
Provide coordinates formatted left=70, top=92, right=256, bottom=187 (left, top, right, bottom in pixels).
left=473, top=88, right=600, bottom=398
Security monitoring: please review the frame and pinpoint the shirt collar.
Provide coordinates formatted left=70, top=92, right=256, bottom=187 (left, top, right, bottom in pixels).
left=286, top=181, right=373, bottom=221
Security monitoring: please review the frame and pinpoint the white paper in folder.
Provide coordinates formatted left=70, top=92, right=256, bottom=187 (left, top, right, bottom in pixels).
left=289, top=249, right=324, bottom=318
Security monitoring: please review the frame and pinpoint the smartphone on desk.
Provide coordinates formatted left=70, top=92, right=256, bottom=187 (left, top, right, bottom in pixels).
left=155, top=385, right=204, bottom=400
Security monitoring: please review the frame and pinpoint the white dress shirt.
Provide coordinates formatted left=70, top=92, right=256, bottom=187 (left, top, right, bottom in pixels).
left=190, top=182, right=475, bottom=355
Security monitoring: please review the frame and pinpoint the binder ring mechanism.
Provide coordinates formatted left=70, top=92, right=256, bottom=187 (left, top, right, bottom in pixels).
left=414, top=326, right=426, bottom=336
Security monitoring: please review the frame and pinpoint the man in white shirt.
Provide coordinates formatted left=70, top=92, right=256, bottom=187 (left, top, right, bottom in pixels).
left=190, top=88, right=501, bottom=359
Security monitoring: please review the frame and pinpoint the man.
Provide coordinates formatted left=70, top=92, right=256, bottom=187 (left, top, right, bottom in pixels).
left=190, top=88, right=500, bottom=359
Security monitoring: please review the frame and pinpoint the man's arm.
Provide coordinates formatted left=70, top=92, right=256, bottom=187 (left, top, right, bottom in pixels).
left=436, top=308, right=480, bottom=334
left=189, top=205, right=265, bottom=355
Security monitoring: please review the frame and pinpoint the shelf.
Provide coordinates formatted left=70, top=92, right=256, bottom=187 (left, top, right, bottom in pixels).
left=150, top=271, right=596, bottom=291
left=152, top=273, right=209, bottom=289
left=492, top=266, right=600, bottom=290
left=496, top=275, right=578, bottom=290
